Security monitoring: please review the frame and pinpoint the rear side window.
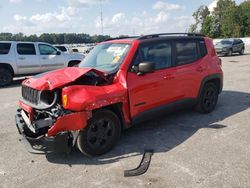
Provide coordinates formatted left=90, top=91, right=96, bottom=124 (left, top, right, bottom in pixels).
left=0, top=43, right=11, bottom=55
left=17, top=43, right=36, bottom=55
left=176, top=41, right=198, bottom=65
left=135, top=42, right=172, bottom=70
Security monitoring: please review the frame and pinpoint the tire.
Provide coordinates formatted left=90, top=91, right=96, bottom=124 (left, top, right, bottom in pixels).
left=196, top=83, right=218, bottom=113
left=239, top=48, right=244, bottom=55
left=0, top=68, right=13, bottom=87
left=227, top=49, right=232, bottom=56
left=77, top=109, right=121, bottom=157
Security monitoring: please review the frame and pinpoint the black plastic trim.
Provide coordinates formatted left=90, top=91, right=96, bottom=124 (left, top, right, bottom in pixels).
left=131, top=98, right=196, bottom=125
left=124, top=150, right=153, bottom=177
left=198, top=73, right=223, bottom=97
left=15, top=110, right=71, bottom=154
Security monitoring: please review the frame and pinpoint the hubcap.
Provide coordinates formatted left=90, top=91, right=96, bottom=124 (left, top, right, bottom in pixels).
left=203, top=88, right=216, bottom=110
left=87, top=119, right=114, bottom=149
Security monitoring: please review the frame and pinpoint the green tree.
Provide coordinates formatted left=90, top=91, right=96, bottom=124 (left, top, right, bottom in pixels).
left=189, top=5, right=210, bottom=32
left=239, top=0, right=250, bottom=36
left=39, top=33, right=54, bottom=43
left=0, top=33, right=13, bottom=41
left=201, top=16, right=214, bottom=37
left=213, top=0, right=236, bottom=37
left=221, top=5, right=241, bottom=37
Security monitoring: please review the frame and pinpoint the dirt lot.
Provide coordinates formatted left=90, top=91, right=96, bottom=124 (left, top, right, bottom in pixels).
left=0, top=47, right=250, bottom=188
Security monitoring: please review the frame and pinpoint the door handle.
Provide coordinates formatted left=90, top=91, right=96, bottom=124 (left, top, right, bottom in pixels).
left=18, top=57, right=25, bottom=60
left=164, top=74, right=175, bottom=80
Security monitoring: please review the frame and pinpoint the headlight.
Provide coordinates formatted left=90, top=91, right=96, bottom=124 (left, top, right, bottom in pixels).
left=222, top=47, right=228, bottom=51
left=38, top=90, right=58, bottom=109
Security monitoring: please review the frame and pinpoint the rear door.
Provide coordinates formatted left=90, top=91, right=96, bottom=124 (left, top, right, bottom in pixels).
left=127, top=40, right=179, bottom=118
left=38, top=43, right=66, bottom=72
left=172, top=39, right=208, bottom=99
left=16, top=43, right=40, bottom=74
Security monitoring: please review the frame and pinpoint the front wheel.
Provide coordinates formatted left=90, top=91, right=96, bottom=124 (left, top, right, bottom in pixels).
left=227, top=49, right=232, bottom=56
left=196, top=83, right=218, bottom=113
left=77, top=109, right=121, bottom=157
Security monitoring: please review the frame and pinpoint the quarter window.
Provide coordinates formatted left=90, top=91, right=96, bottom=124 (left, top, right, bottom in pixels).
left=39, top=44, right=57, bottom=55
left=0, top=43, right=11, bottom=55
left=134, top=42, right=172, bottom=70
left=176, top=41, right=198, bottom=65
left=199, top=40, right=207, bottom=57
left=17, top=43, right=36, bottom=55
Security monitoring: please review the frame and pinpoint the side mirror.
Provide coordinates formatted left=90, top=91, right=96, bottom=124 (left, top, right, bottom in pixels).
left=56, top=51, right=61, bottom=55
left=138, top=62, right=155, bottom=75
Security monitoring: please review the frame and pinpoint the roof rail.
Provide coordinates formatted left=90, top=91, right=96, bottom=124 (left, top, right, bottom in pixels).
left=138, top=33, right=205, bottom=40
left=104, top=36, right=139, bottom=42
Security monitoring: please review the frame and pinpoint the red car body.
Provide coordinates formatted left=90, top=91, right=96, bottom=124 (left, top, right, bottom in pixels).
left=15, top=34, right=223, bottom=155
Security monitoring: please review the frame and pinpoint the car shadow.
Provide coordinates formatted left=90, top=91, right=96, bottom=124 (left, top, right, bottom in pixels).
left=46, top=90, right=250, bottom=165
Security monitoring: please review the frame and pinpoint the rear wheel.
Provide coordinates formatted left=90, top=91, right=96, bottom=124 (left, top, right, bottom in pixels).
left=77, top=109, right=121, bottom=157
left=0, top=68, right=13, bottom=87
left=239, top=48, right=244, bottom=55
left=196, top=83, right=218, bottom=113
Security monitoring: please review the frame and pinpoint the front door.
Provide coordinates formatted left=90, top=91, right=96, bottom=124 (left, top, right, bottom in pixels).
left=127, top=40, right=178, bottom=118
left=38, top=44, right=65, bottom=72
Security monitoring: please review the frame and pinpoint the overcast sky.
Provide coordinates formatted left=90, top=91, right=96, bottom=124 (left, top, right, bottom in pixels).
left=0, top=0, right=245, bottom=37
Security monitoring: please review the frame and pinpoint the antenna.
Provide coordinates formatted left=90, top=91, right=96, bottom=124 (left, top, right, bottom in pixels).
left=100, top=0, right=104, bottom=35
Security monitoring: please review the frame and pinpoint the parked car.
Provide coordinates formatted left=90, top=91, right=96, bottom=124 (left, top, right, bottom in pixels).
left=215, top=39, right=245, bottom=56
left=0, top=41, right=85, bottom=87
left=54, top=45, right=68, bottom=53
left=15, top=33, right=223, bottom=156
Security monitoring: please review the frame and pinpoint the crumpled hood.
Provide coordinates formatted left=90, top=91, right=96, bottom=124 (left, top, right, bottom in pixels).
left=22, top=67, right=105, bottom=91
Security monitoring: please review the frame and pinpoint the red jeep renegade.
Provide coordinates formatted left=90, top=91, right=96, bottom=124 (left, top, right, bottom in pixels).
left=15, top=33, right=223, bottom=156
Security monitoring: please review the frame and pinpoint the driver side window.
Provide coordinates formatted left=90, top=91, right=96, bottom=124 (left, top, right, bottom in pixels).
left=132, top=42, right=172, bottom=70
left=39, top=44, right=57, bottom=55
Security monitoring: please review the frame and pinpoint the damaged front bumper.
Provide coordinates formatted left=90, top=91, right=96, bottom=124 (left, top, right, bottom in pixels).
left=15, top=105, right=91, bottom=154
left=15, top=110, right=72, bottom=154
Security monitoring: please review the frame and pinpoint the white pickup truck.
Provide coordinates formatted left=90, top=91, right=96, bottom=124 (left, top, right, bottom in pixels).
left=0, top=41, right=85, bottom=87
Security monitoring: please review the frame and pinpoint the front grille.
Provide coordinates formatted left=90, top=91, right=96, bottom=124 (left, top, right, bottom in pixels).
left=22, top=85, right=39, bottom=105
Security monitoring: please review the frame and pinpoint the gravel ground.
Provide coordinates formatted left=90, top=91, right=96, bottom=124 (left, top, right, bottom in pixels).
left=0, top=46, right=250, bottom=188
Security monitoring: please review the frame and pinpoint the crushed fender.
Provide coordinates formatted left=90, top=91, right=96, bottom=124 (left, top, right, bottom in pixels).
left=124, top=150, right=154, bottom=177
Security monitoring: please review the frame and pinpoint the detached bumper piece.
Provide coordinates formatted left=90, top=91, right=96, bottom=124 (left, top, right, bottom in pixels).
left=124, top=150, right=154, bottom=177
left=15, top=111, right=72, bottom=154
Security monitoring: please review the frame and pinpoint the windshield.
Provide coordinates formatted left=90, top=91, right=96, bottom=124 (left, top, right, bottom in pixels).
left=219, top=40, right=233, bottom=45
left=79, top=43, right=131, bottom=73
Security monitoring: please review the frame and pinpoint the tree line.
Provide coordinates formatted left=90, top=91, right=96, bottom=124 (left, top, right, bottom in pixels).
left=0, top=32, right=111, bottom=44
left=189, top=0, right=250, bottom=38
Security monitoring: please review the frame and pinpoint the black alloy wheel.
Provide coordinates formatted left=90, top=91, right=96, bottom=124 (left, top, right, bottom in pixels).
left=239, top=48, right=244, bottom=55
left=77, top=109, right=121, bottom=157
left=196, top=83, right=218, bottom=113
left=227, top=49, right=232, bottom=56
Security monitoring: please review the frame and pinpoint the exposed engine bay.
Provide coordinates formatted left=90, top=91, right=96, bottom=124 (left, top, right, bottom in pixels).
left=21, top=70, right=114, bottom=138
